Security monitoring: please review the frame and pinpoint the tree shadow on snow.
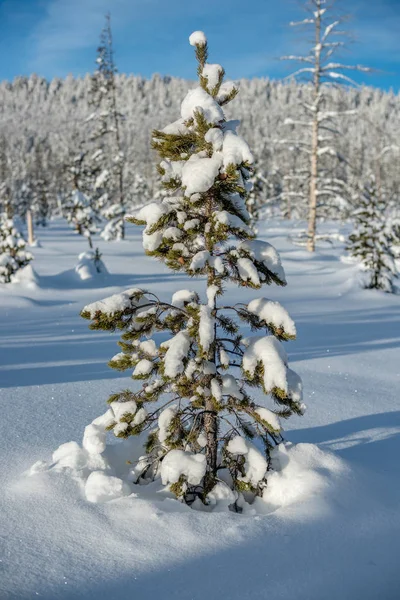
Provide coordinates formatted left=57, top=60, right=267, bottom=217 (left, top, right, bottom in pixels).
left=287, top=411, right=400, bottom=476
left=37, top=270, right=188, bottom=291
left=12, top=413, right=400, bottom=600
left=0, top=325, right=171, bottom=388
left=290, top=307, right=400, bottom=361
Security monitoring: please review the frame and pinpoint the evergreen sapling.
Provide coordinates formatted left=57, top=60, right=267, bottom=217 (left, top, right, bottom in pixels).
left=64, top=150, right=105, bottom=276
left=347, top=176, right=398, bottom=293
left=81, top=32, right=305, bottom=508
left=88, top=13, right=125, bottom=241
left=0, top=212, right=33, bottom=283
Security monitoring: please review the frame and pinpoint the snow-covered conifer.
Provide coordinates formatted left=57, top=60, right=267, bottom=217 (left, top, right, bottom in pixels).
left=0, top=212, right=33, bottom=283
left=246, top=162, right=267, bottom=232
left=65, top=188, right=99, bottom=248
left=347, top=176, right=398, bottom=292
left=88, top=14, right=125, bottom=240
left=82, top=32, right=305, bottom=508
left=63, top=147, right=102, bottom=243
left=30, top=140, right=51, bottom=227
left=0, top=135, right=12, bottom=216
left=62, top=141, right=105, bottom=275
left=279, top=145, right=308, bottom=220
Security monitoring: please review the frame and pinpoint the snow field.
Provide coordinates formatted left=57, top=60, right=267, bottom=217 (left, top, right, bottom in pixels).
left=0, top=219, right=399, bottom=599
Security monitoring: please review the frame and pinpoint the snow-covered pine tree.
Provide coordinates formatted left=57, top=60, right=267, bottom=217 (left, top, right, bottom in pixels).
left=0, top=134, right=12, bottom=215
left=0, top=212, right=33, bottom=283
left=64, top=149, right=105, bottom=276
left=88, top=13, right=125, bottom=241
left=64, top=150, right=100, bottom=248
left=246, top=161, right=266, bottom=232
left=30, top=139, right=51, bottom=227
left=347, top=175, right=398, bottom=293
left=280, top=144, right=308, bottom=221
left=65, top=188, right=98, bottom=248
left=81, top=31, right=304, bottom=508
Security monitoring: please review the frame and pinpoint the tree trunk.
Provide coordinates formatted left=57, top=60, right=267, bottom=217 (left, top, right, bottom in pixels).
left=286, top=190, right=292, bottom=220
left=107, top=15, right=125, bottom=240
left=203, top=399, right=218, bottom=490
left=26, top=209, right=35, bottom=246
left=307, top=0, right=321, bottom=253
left=308, top=117, right=318, bottom=252
left=203, top=195, right=218, bottom=492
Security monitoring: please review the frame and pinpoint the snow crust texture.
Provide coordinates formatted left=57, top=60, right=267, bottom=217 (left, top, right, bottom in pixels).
left=1, top=219, right=400, bottom=600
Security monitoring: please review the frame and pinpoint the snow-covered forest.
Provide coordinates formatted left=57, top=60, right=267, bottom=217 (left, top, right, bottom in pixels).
left=1, top=1, right=400, bottom=598
left=1, top=74, right=399, bottom=221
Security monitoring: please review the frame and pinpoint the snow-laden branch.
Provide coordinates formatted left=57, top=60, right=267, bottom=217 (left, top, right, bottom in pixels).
left=323, top=72, right=361, bottom=86
left=322, top=63, right=372, bottom=73
left=323, top=41, right=345, bottom=49
left=284, top=67, right=316, bottom=80
left=284, top=118, right=313, bottom=127
left=321, top=21, right=340, bottom=41
left=317, top=146, right=338, bottom=157
left=378, top=145, right=400, bottom=158
left=289, top=18, right=314, bottom=26
left=281, top=56, right=313, bottom=63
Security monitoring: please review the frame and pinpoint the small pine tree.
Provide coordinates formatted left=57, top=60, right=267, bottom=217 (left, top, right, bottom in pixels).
left=30, top=140, right=51, bottom=227
left=65, top=188, right=99, bottom=246
left=63, top=146, right=105, bottom=276
left=246, top=162, right=265, bottom=232
left=347, top=176, right=398, bottom=292
left=0, top=212, right=33, bottom=283
left=81, top=32, right=304, bottom=508
left=100, top=203, right=125, bottom=241
left=64, top=148, right=102, bottom=249
left=88, top=13, right=125, bottom=241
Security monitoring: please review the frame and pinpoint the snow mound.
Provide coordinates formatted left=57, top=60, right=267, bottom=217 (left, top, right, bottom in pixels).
left=75, top=251, right=108, bottom=281
left=85, top=471, right=131, bottom=503
left=26, top=433, right=348, bottom=516
left=11, top=264, right=39, bottom=289
left=260, top=443, right=348, bottom=512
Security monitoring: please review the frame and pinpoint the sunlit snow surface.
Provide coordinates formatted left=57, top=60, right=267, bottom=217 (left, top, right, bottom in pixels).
left=1, top=219, right=400, bottom=599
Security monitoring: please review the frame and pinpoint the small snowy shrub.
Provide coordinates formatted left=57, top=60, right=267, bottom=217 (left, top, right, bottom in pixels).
left=81, top=32, right=304, bottom=509
left=0, top=213, right=33, bottom=283
left=65, top=189, right=100, bottom=246
left=347, top=177, right=398, bottom=293
left=75, top=249, right=107, bottom=280
left=101, top=203, right=125, bottom=241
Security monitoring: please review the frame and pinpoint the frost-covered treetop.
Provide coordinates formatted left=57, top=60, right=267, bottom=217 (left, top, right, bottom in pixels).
left=127, top=31, right=285, bottom=290
left=189, top=31, right=207, bottom=47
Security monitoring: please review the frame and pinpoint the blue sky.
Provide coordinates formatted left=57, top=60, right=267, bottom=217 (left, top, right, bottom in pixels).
left=0, top=0, right=399, bottom=89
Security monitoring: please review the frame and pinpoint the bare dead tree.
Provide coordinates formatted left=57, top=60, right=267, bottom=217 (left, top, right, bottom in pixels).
left=282, top=0, right=371, bottom=251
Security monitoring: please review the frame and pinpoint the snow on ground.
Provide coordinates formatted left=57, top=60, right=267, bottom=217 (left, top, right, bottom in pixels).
left=1, top=220, right=399, bottom=599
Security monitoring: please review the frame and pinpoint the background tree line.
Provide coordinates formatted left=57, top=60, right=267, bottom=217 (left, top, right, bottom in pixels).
left=0, top=73, right=398, bottom=224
